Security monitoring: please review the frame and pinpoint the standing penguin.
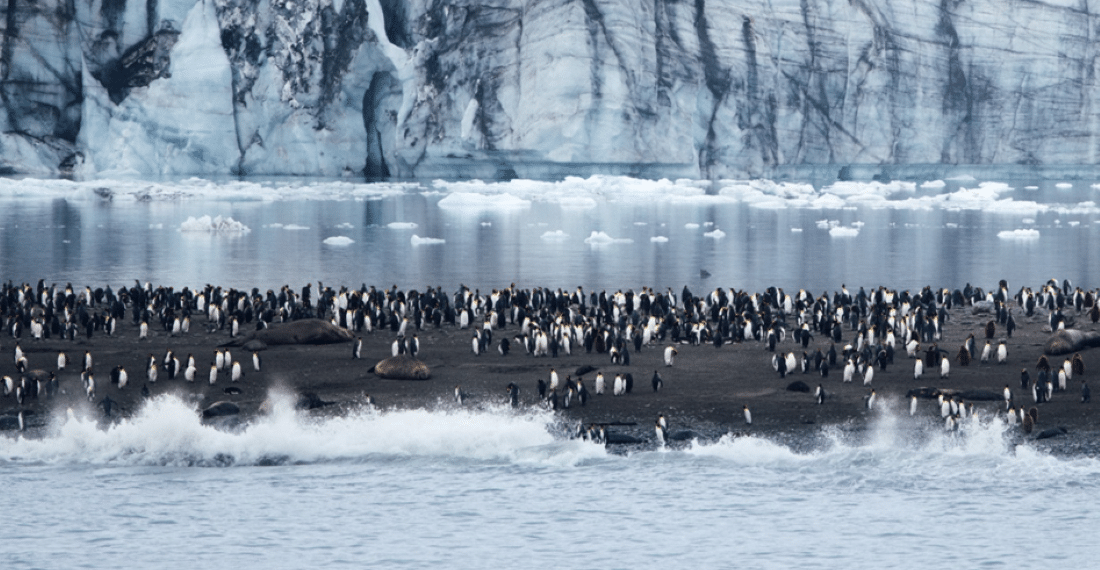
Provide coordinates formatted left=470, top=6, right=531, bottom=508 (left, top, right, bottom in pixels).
left=353, top=337, right=362, bottom=359
left=506, top=382, right=519, bottom=407
left=743, top=405, right=752, bottom=425
left=866, top=389, right=876, bottom=410
left=253, top=352, right=262, bottom=372
left=815, top=384, right=826, bottom=405
left=231, top=361, right=242, bottom=382
left=940, top=356, right=950, bottom=379
left=209, top=363, right=218, bottom=385
left=664, top=346, right=677, bottom=367
left=909, top=395, right=918, bottom=416
left=594, top=372, right=605, bottom=395
left=652, top=370, right=663, bottom=392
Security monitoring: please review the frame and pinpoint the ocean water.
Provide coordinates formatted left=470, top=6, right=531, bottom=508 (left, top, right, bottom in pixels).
left=0, top=175, right=1096, bottom=293
left=2, top=173, right=1100, bottom=567
left=2, top=395, right=1099, bottom=568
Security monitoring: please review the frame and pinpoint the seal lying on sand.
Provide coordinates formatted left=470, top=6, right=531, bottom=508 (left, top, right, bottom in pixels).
left=219, top=319, right=354, bottom=348
left=372, top=355, right=431, bottom=380
left=1043, top=329, right=1100, bottom=355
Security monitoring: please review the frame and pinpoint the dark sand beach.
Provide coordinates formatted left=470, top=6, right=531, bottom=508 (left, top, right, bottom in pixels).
left=4, top=286, right=1098, bottom=454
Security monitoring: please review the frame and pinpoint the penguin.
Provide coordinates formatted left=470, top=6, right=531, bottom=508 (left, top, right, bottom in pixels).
left=537, top=378, right=547, bottom=400
left=506, top=382, right=519, bottom=407
left=215, top=349, right=225, bottom=371
left=1020, top=368, right=1030, bottom=390
left=980, top=341, right=992, bottom=363
left=843, top=359, right=855, bottom=383
left=1072, top=352, right=1085, bottom=377
left=956, top=346, right=970, bottom=367
left=391, top=338, right=401, bottom=357
left=498, top=337, right=510, bottom=356
left=57, top=351, right=67, bottom=371
left=454, top=385, right=464, bottom=405
left=862, top=366, right=874, bottom=386
left=117, top=367, right=128, bottom=390
left=613, top=374, right=625, bottom=396
left=940, top=356, right=950, bottom=379
left=141, top=383, right=151, bottom=398
left=743, top=405, right=752, bottom=425
left=1082, top=380, right=1091, bottom=403
left=1003, top=385, right=1012, bottom=409
left=652, top=370, right=663, bottom=392
left=940, top=396, right=950, bottom=418
left=909, top=395, right=918, bottom=416
left=353, top=337, right=362, bottom=359
left=549, top=369, right=559, bottom=391
left=185, top=362, right=196, bottom=382
left=253, top=352, right=262, bottom=372
left=866, top=389, right=876, bottom=410
left=2, top=375, right=11, bottom=396
left=655, top=419, right=668, bottom=447
left=815, top=384, right=826, bottom=405
left=14, top=385, right=24, bottom=405
left=148, top=361, right=158, bottom=384
left=471, top=334, right=480, bottom=356
left=231, top=361, right=242, bottom=382
left=139, top=321, right=149, bottom=340
left=595, top=372, right=605, bottom=395
left=85, top=373, right=95, bottom=401
left=576, top=379, right=588, bottom=406
left=209, top=363, right=218, bottom=385
left=1058, top=369, right=1068, bottom=392
left=1007, top=405, right=1017, bottom=425
left=407, top=335, right=420, bottom=358
left=664, top=346, right=677, bottom=367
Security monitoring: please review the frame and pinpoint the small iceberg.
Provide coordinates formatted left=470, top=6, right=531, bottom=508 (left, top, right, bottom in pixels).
left=998, top=229, right=1040, bottom=239
left=829, top=227, right=859, bottom=237
left=388, top=222, right=418, bottom=229
left=703, top=229, right=726, bottom=239
left=650, top=236, right=669, bottom=243
left=584, top=231, right=633, bottom=245
left=323, top=236, right=354, bottom=246
left=179, top=215, right=251, bottom=233
left=540, top=230, right=570, bottom=241
left=411, top=235, right=446, bottom=245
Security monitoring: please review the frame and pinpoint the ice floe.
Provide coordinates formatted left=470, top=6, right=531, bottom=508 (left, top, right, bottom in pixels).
left=323, top=236, right=354, bottom=246
left=178, top=215, right=250, bottom=233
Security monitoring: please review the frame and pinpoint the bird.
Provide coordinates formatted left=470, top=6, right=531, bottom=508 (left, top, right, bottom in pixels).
left=815, top=384, right=826, bottom=405
left=866, top=389, right=876, bottom=410
left=996, top=341, right=1008, bottom=364
left=651, top=370, right=663, bottom=392
left=909, top=395, right=918, bottom=416
left=743, top=405, right=752, bottom=425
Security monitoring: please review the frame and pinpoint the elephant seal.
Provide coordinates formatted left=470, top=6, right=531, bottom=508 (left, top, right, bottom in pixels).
left=1043, top=329, right=1100, bottom=355
left=219, top=319, right=354, bottom=347
left=786, top=380, right=811, bottom=393
left=372, top=355, right=431, bottom=380
left=1035, top=426, right=1068, bottom=440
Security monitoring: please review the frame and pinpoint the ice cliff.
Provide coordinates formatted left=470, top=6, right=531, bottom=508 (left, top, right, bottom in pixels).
left=2, top=0, right=1100, bottom=179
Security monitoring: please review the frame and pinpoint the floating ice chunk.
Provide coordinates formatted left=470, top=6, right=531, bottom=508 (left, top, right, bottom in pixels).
left=540, top=230, right=569, bottom=241
left=1022, top=218, right=1035, bottom=224
left=283, top=224, right=309, bottom=230
left=829, top=227, right=859, bottom=237
left=851, top=221, right=865, bottom=228
left=945, top=223, right=958, bottom=228
left=411, top=235, right=446, bottom=245
left=323, top=236, right=354, bottom=246
left=266, top=223, right=284, bottom=228
left=1056, top=183, right=1073, bottom=189
left=334, top=222, right=354, bottom=229
left=703, top=229, right=726, bottom=239
left=388, top=222, right=418, bottom=229
left=437, top=192, right=531, bottom=211
left=480, top=222, right=492, bottom=227
left=633, top=222, right=648, bottom=226
left=998, top=229, right=1040, bottom=239
left=815, top=219, right=839, bottom=229
left=704, top=221, right=714, bottom=227
left=1025, top=186, right=1039, bottom=190
left=179, top=215, right=251, bottom=233
left=920, top=180, right=946, bottom=189
left=685, top=223, right=700, bottom=229
left=1069, top=221, right=1081, bottom=227
left=790, top=228, right=803, bottom=233
left=584, top=231, right=633, bottom=245
left=650, top=236, right=669, bottom=243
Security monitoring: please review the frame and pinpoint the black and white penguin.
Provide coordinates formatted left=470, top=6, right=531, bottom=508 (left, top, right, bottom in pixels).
left=209, top=363, right=218, bottom=385
left=353, top=337, right=362, bottom=359
left=454, top=385, right=464, bottom=405
left=1003, top=385, right=1012, bottom=409
left=498, top=337, right=510, bottom=356
left=664, top=346, right=677, bottom=367
left=1082, top=380, right=1091, bottom=403
left=743, top=405, right=752, bottom=425
left=231, top=361, right=242, bottom=382
left=996, top=341, right=1007, bottom=364
left=1020, top=368, right=1030, bottom=390
left=866, top=389, right=876, bottom=410
left=57, top=351, right=67, bottom=371
left=652, top=370, right=663, bottom=392
left=407, top=335, right=420, bottom=358
left=253, top=352, right=262, bottom=372
left=655, top=419, right=667, bottom=447
left=506, top=382, right=519, bottom=407
left=594, top=372, right=605, bottom=395
left=815, top=384, right=826, bottom=405
left=909, top=395, right=918, bottom=416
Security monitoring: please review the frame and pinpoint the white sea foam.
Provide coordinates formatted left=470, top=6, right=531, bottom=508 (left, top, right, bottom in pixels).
left=411, top=235, right=446, bottom=245
left=178, top=215, right=250, bottom=233
left=323, top=236, right=354, bottom=246
left=388, top=222, right=418, bottom=229
left=0, top=394, right=599, bottom=467
left=998, top=229, right=1040, bottom=239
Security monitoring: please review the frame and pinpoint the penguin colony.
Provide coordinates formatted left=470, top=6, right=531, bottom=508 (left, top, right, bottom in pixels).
left=0, top=278, right=1095, bottom=444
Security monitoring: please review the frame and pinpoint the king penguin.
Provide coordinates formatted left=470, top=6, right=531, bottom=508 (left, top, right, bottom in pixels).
left=652, top=370, right=663, bottom=392
left=743, top=405, right=752, bottom=425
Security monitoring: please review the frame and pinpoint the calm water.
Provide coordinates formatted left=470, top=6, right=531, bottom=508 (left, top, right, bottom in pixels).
left=2, top=174, right=1100, bottom=568
left=0, top=175, right=1096, bottom=294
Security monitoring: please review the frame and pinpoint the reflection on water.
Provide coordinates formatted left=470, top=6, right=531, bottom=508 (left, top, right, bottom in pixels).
left=0, top=177, right=1096, bottom=293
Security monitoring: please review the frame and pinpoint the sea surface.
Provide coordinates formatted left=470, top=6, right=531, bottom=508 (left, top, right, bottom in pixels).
left=1, top=173, right=1100, bottom=568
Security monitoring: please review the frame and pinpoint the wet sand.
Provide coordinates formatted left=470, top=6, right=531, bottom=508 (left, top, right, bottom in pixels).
left=5, top=299, right=1098, bottom=453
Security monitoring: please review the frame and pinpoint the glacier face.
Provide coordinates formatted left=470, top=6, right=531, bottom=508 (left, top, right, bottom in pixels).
left=2, top=0, right=1100, bottom=179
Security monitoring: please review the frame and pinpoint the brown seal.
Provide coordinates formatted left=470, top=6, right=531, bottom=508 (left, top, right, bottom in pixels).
left=373, top=355, right=431, bottom=380
left=1042, top=329, right=1100, bottom=356
left=220, top=319, right=354, bottom=347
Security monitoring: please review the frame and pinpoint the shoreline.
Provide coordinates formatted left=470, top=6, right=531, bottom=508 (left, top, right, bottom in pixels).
left=2, top=284, right=1098, bottom=456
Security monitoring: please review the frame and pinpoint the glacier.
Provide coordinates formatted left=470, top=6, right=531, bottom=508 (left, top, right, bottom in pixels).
left=3, top=0, right=1100, bottom=179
